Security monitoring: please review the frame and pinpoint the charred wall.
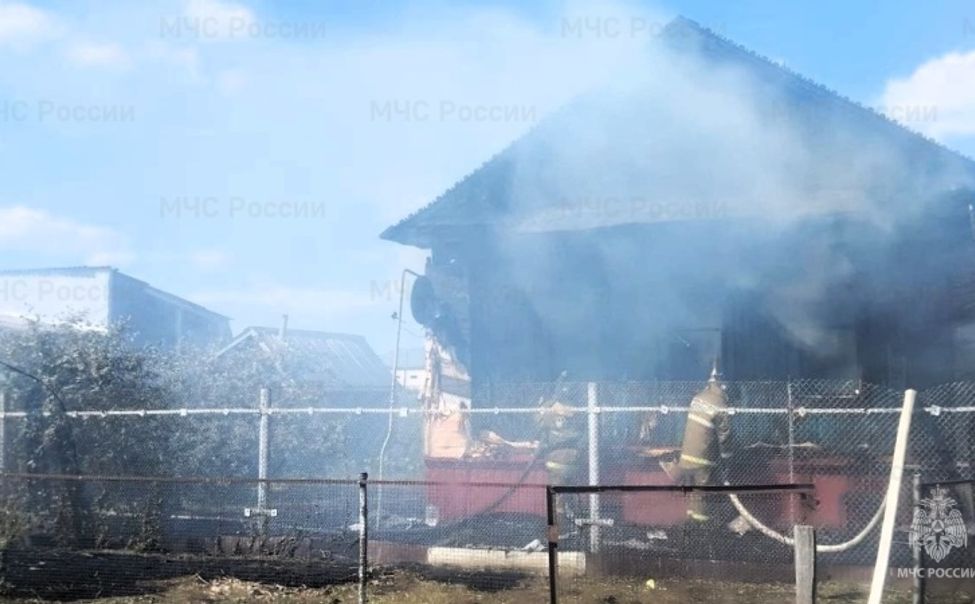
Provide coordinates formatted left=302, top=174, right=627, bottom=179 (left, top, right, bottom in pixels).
left=416, top=197, right=975, bottom=393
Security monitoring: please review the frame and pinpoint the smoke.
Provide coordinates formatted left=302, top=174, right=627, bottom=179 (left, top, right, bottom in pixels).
left=474, top=16, right=975, bottom=378
left=507, top=24, right=971, bottom=230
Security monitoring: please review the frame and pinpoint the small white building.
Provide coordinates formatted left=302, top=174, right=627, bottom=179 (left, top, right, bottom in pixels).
left=395, top=367, right=426, bottom=393
left=388, top=347, right=426, bottom=394
left=0, top=266, right=231, bottom=348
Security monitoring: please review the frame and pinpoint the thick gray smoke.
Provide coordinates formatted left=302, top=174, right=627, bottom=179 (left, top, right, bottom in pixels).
left=481, top=20, right=975, bottom=374
left=507, top=23, right=972, bottom=230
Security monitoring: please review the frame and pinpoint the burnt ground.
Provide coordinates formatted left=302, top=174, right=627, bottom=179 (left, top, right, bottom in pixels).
left=0, top=568, right=923, bottom=604
left=0, top=548, right=931, bottom=604
left=0, top=549, right=358, bottom=601
left=0, top=524, right=962, bottom=604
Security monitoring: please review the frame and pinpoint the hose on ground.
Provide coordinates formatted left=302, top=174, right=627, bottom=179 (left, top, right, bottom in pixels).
left=727, top=489, right=886, bottom=553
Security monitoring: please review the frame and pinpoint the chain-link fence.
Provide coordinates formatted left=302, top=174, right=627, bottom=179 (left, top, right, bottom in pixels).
left=547, top=484, right=814, bottom=603
left=0, top=473, right=364, bottom=600
left=370, top=478, right=549, bottom=595
left=0, top=473, right=556, bottom=601
left=906, top=477, right=975, bottom=603
left=0, top=379, right=972, bottom=601
left=475, top=380, right=901, bottom=564
left=469, top=379, right=971, bottom=601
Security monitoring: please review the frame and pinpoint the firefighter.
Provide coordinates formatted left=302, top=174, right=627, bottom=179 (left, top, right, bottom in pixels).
left=661, top=364, right=733, bottom=522
left=537, top=400, right=583, bottom=487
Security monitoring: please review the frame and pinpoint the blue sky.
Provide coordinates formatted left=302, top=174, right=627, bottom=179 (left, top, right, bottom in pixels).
left=1, top=0, right=974, bottom=356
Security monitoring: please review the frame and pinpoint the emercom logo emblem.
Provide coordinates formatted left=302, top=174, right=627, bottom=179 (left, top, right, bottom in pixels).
left=910, top=487, right=968, bottom=563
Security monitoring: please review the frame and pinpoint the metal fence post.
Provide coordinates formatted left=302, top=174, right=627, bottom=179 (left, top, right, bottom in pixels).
left=587, top=382, right=600, bottom=553
left=0, top=390, right=4, bottom=584
left=912, top=472, right=925, bottom=604
left=0, top=390, right=5, bottom=475
left=867, top=389, right=917, bottom=604
left=257, top=387, right=270, bottom=537
left=794, top=524, right=816, bottom=604
left=358, top=472, right=368, bottom=604
left=787, top=380, right=796, bottom=523
left=546, top=485, right=558, bottom=604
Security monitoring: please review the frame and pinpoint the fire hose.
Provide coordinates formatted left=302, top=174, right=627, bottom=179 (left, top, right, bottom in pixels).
left=727, top=488, right=886, bottom=553
left=425, top=373, right=570, bottom=536
left=424, top=432, right=547, bottom=541
left=729, top=389, right=914, bottom=556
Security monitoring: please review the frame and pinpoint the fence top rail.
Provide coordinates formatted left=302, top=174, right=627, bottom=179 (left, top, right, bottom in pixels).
left=0, top=472, right=551, bottom=490
left=0, top=405, right=968, bottom=418
left=369, top=478, right=548, bottom=489
left=550, top=482, right=816, bottom=495
left=0, top=471, right=360, bottom=486
left=0, top=472, right=811, bottom=492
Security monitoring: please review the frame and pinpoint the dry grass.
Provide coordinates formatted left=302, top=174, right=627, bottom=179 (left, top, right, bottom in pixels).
left=0, top=570, right=925, bottom=604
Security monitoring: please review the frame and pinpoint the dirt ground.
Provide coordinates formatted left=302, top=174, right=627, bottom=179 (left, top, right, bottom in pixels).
left=0, top=548, right=947, bottom=604
left=0, top=570, right=926, bottom=604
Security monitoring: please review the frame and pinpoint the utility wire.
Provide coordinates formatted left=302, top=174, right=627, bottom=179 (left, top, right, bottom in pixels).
left=0, top=358, right=82, bottom=472
left=0, top=360, right=72, bottom=414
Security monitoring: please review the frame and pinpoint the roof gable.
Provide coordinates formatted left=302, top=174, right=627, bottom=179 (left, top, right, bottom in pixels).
left=216, top=327, right=390, bottom=390
left=382, top=18, right=975, bottom=248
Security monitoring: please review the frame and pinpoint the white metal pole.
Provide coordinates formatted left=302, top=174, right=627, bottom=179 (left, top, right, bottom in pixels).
left=358, top=471, right=368, bottom=604
left=867, top=388, right=917, bottom=604
left=787, top=381, right=796, bottom=523
left=257, top=387, right=270, bottom=536
left=587, top=381, right=600, bottom=553
left=376, top=268, right=419, bottom=532
left=0, top=390, right=6, bottom=476
left=787, top=380, right=795, bottom=483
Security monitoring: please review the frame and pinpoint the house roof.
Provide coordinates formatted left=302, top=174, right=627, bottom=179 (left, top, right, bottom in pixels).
left=0, top=266, right=229, bottom=320
left=216, top=326, right=390, bottom=389
left=0, top=266, right=115, bottom=277
left=382, top=17, right=975, bottom=248
left=0, top=315, right=28, bottom=332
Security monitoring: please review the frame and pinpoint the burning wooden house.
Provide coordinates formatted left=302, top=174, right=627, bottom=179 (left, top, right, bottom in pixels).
left=383, top=18, right=975, bottom=393
left=378, top=18, right=975, bottom=537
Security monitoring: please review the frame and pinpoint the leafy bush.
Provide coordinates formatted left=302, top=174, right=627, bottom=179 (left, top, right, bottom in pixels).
left=0, top=319, right=421, bottom=545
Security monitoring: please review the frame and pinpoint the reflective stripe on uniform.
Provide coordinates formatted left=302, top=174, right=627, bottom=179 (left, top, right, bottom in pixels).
left=690, top=399, right=718, bottom=416
left=546, top=461, right=573, bottom=472
left=687, top=413, right=714, bottom=429
left=680, top=453, right=714, bottom=467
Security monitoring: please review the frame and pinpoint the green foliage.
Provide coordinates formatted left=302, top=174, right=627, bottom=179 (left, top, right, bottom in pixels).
left=0, top=319, right=389, bottom=478
left=0, top=319, right=423, bottom=544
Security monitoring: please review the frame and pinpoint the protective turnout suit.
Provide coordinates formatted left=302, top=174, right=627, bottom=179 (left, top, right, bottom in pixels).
left=537, top=401, right=583, bottom=486
left=665, top=367, right=732, bottom=522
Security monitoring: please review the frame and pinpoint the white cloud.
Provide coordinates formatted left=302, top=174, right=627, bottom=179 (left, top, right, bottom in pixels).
left=183, top=0, right=256, bottom=41
left=145, top=41, right=199, bottom=76
left=0, top=206, right=132, bottom=266
left=66, top=41, right=131, bottom=68
left=880, top=50, right=975, bottom=139
left=0, top=1, right=58, bottom=48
